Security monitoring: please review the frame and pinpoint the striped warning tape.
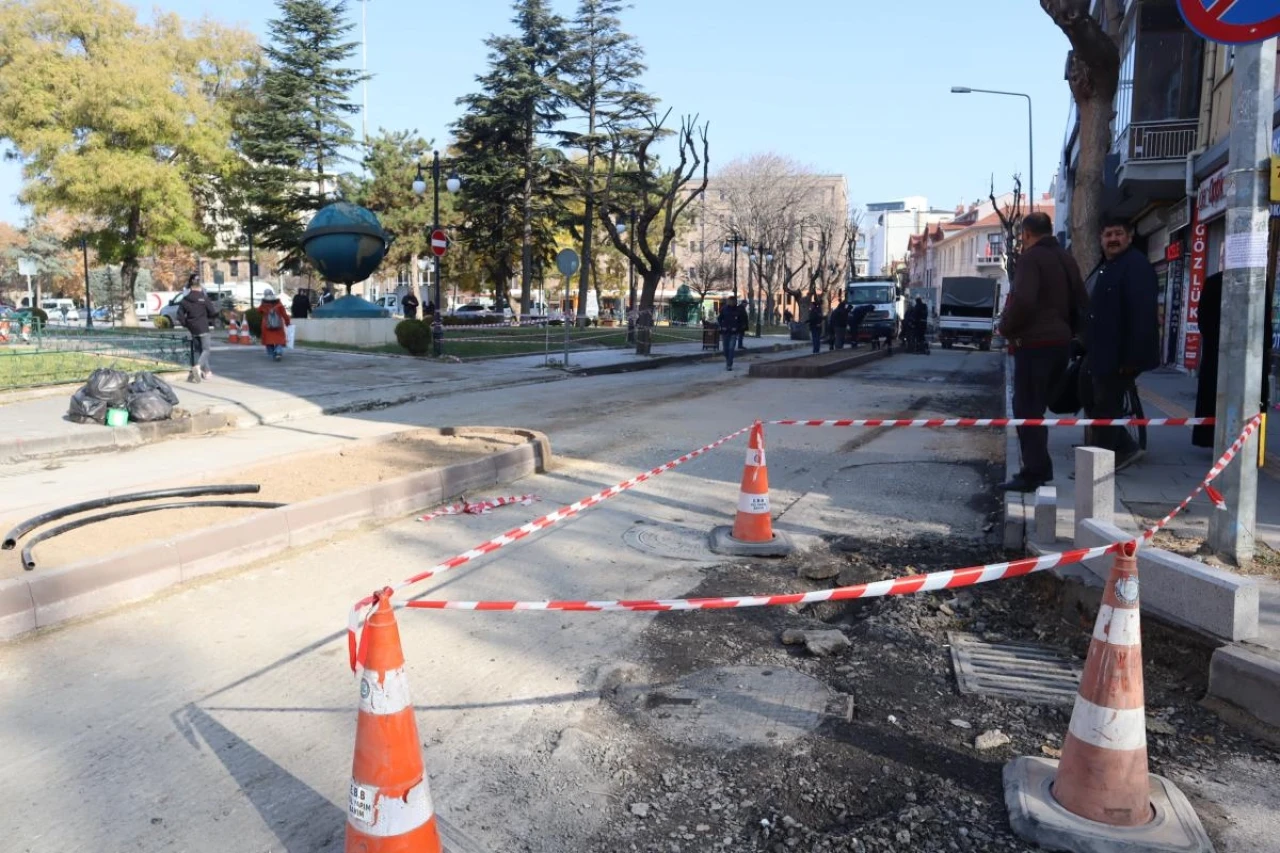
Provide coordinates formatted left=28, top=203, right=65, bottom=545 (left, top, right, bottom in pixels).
left=768, top=417, right=1215, bottom=428
left=391, top=414, right=1264, bottom=616
left=347, top=424, right=752, bottom=670
left=417, top=495, right=540, bottom=523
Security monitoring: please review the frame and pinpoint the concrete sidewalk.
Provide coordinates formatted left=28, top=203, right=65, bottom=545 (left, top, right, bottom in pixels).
left=0, top=336, right=798, bottom=463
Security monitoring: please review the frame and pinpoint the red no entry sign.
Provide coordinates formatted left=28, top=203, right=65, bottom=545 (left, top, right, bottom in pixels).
left=1178, top=0, right=1280, bottom=44
left=430, top=229, right=449, bottom=257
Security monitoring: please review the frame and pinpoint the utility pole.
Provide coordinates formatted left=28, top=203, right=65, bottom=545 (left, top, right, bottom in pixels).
left=1209, top=38, right=1277, bottom=564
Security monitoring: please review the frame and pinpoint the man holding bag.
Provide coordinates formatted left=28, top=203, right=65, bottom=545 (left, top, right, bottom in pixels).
left=997, top=212, right=1089, bottom=493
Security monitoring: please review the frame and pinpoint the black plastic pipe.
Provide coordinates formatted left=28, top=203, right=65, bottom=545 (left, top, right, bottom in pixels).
left=2, top=485, right=261, bottom=550
left=20, top=500, right=285, bottom=570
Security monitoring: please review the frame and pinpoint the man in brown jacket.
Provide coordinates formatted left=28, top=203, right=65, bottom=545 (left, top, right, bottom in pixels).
left=997, top=212, right=1089, bottom=492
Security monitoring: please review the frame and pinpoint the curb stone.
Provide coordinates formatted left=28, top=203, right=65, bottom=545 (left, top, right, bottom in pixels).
left=0, top=427, right=552, bottom=641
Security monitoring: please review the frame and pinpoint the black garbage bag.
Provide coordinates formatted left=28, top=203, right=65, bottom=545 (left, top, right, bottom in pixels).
left=84, top=368, right=130, bottom=405
left=68, top=388, right=108, bottom=424
left=127, top=390, right=173, bottom=423
left=129, top=371, right=179, bottom=406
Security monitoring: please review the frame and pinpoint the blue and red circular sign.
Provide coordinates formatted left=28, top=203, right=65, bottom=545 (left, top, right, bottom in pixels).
left=1179, top=0, right=1280, bottom=45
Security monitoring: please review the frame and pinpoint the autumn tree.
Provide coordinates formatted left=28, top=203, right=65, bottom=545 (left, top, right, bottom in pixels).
left=0, top=0, right=257, bottom=325
left=1041, top=0, right=1122, bottom=273
left=598, top=112, right=709, bottom=353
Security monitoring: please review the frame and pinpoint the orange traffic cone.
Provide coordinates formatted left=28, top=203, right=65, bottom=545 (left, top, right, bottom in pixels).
left=1052, top=542, right=1150, bottom=825
left=1004, top=542, right=1212, bottom=851
left=346, top=588, right=442, bottom=853
left=227, top=318, right=240, bottom=344
left=708, top=421, right=793, bottom=557
left=238, top=320, right=253, bottom=345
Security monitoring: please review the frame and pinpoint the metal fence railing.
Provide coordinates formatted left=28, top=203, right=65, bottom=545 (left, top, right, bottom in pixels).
left=0, top=325, right=192, bottom=390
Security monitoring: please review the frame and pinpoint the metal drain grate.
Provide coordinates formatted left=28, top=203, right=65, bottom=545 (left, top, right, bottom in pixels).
left=948, top=632, right=1082, bottom=705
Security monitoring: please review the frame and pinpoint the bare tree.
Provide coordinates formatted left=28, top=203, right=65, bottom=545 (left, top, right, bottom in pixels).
left=1041, top=0, right=1122, bottom=274
left=599, top=111, right=710, bottom=353
left=801, top=205, right=849, bottom=309
left=990, top=174, right=1025, bottom=284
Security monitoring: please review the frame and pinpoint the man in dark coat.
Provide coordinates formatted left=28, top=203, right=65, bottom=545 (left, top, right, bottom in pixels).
left=291, top=290, right=312, bottom=320
left=1082, top=216, right=1159, bottom=469
left=849, top=303, right=874, bottom=349
left=806, top=302, right=824, bottom=354
left=997, top=211, right=1090, bottom=492
left=718, top=296, right=741, bottom=370
left=177, top=278, right=219, bottom=383
left=401, top=290, right=420, bottom=320
left=831, top=299, right=851, bottom=350
left=735, top=300, right=750, bottom=350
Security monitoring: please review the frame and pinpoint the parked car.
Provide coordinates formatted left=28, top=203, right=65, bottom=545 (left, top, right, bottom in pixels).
left=41, top=298, right=80, bottom=322
left=450, top=303, right=512, bottom=321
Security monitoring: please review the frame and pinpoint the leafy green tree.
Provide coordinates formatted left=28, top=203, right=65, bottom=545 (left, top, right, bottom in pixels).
left=559, top=0, right=654, bottom=326
left=237, top=0, right=365, bottom=268
left=454, top=0, right=567, bottom=314
left=0, top=0, right=257, bottom=325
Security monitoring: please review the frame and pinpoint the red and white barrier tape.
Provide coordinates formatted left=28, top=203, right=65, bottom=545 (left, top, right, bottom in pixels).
left=769, top=417, right=1215, bottom=428
left=417, top=495, right=539, bottom=522
left=388, top=414, right=1263, bottom=617
left=347, top=425, right=752, bottom=669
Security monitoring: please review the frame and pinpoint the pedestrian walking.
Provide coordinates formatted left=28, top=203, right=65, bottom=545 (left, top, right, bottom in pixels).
left=401, top=290, right=420, bottom=320
left=291, top=290, right=312, bottom=320
left=831, top=299, right=851, bottom=350
left=997, top=211, right=1089, bottom=492
left=849, top=303, right=873, bottom=349
left=259, top=292, right=292, bottom=362
left=1081, top=216, right=1159, bottom=471
left=718, top=296, right=741, bottom=371
left=807, top=302, right=824, bottom=354
left=177, top=278, right=219, bottom=383
left=735, top=300, right=750, bottom=350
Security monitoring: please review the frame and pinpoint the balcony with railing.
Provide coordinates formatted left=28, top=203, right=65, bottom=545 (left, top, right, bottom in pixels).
left=975, top=245, right=1003, bottom=267
left=1122, top=119, right=1198, bottom=163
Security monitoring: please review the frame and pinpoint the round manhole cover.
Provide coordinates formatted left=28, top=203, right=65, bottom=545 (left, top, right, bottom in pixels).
left=625, top=665, right=831, bottom=749
left=623, top=522, right=716, bottom=562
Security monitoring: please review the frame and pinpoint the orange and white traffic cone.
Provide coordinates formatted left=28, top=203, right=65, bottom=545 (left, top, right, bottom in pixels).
left=239, top=321, right=253, bottom=345
left=1052, top=542, right=1150, bottom=825
left=1004, top=542, right=1212, bottom=851
left=346, top=588, right=442, bottom=853
left=709, top=421, right=793, bottom=557
left=227, top=318, right=240, bottom=344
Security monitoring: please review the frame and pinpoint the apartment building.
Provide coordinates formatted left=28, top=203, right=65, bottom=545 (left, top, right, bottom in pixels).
left=1054, top=0, right=1280, bottom=371
left=864, top=197, right=956, bottom=278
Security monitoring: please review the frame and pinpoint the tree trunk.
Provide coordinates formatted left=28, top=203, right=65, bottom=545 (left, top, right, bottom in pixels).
left=411, top=252, right=424, bottom=312
left=520, top=120, right=535, bottom=316
left=1070, top=89, right=1113, bottom=275
left=120, top=207, right=142, bottom=327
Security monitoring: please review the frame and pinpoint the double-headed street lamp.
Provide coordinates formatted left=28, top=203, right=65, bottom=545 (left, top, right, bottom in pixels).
left=950, top=86, right=1034, bottom=209
left=722, top=233, right=749, bottom=299
left=615, top=210, right=637, bottom=343
left=411, top=150, right=461, bottom=357
left=748, top=244, right=774, bottom=337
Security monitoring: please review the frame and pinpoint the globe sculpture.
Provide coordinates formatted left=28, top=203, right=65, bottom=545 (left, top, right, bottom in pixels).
left=301, top=202, right=392, bottom=319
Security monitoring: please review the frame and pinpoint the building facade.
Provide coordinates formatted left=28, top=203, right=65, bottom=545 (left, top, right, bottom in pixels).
left=864, top=197, right=956, bottom=278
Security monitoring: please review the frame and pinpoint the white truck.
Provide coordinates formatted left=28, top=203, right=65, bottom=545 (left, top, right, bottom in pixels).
left=938, top=277, right=1000, bottom=351
left=845, top=277, right=905, bottom=343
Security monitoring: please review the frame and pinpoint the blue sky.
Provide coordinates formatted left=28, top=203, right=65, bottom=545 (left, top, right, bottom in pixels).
left=0, top=0, right=1073, bottom=225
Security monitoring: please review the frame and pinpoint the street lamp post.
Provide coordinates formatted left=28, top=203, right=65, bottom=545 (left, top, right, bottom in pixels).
left=722, top=233, right=749, bottom=299
left=950, top=87, right=1034, bottom=210
left=81, top=239, right=93, bottom=329
left=412, top=150, right=461, bottom=357
left=751, top=245, right=774, bottom=338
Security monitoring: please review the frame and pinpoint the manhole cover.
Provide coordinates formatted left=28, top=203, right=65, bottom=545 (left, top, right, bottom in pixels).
left=948, top=632, right=1081, bottom=705
left=623, top=522, right=717, bottom=562
left=623, top=665, right=833, bottom=749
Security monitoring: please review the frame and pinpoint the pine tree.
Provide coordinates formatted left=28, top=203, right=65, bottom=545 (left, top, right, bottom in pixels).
left=559, top=0, right=654, bottom=326
left=453, top=0, right=567, bottom=314
left=237, top=0, right=365, bottom=267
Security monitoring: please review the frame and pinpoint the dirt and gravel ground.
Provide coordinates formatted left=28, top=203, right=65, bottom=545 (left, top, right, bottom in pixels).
left=2, top=429, right=520, bottom=574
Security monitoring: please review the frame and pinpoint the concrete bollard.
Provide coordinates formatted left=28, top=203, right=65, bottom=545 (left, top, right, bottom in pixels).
left=1073, top=447, right=1114, bottom=537
left=1032, top=486, right=1057, bottom=547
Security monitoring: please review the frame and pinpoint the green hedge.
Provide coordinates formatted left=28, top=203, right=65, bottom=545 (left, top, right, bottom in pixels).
left=395, top=319, right=432, bottom=356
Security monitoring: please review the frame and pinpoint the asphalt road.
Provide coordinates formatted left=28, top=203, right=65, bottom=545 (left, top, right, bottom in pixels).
left=0, top=349, right=1034, bottom=851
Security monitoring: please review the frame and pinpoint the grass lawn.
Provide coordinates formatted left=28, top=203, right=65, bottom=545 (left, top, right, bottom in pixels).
left=297, top=325, right=708, bottom=360
left=0, top=350, right=176, bottom=390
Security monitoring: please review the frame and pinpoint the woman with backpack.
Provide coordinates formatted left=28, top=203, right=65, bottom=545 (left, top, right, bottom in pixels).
left=259, top=292, right=291, bottom=362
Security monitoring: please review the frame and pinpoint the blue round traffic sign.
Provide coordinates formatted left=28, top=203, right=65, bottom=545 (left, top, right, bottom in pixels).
left=1179, top=0, right=1280, bottom=45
